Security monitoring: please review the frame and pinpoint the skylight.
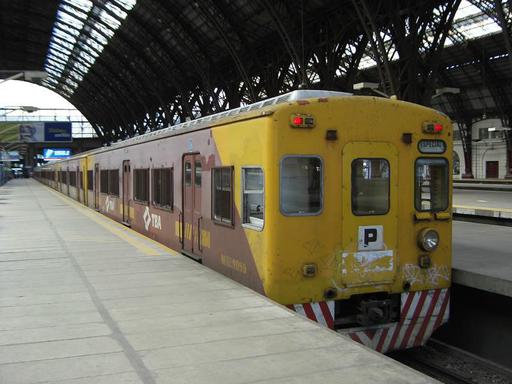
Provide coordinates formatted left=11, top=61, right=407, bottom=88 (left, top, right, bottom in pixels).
left=43, top=0, right=137, bottom=97
left=358, top=0, right=504, bottom=70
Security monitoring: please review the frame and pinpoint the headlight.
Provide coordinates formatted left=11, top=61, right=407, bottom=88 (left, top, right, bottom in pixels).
left=418, top=228, right=439, bottom=252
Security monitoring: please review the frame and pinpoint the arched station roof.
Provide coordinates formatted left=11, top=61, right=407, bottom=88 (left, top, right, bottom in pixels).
left=1, top=0, right=511, bottom=149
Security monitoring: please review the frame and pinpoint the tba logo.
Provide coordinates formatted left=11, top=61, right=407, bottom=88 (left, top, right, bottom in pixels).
left=143, top=206, right=161, bottom=231
left=104, top=196, right=114, bottom=212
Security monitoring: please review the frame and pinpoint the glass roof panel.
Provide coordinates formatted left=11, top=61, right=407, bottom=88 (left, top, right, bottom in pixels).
left=45, top=0, right=137, bottom=96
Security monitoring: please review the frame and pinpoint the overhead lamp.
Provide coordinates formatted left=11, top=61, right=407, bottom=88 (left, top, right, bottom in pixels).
left=432, top=87, right=460, bottom=99
left=20, top=106, right=39, bottom=113
left=353, top=82, right=390, bottom=98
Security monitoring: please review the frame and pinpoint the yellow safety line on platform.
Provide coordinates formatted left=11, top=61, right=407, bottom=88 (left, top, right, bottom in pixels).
left=45, top=187, right=178, bottom=257
left=453, top=204, right=512, bottom=213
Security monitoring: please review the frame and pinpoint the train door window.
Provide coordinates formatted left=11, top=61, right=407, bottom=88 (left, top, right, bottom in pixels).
left=185, top=162, right=192, bottom=186
left=195, top=161, right=202, bottom=187
left=415, top=158, right=448, bottom=212
left=352, top=159, right=390, bottom=215
left=109, top=169, right=119, bottom=196
left=100, top=170, right=109, bottom=193
left=280, top=156, right=323, bottom=215
left=212, top=167, right=233, bottom=224
left=87, top=170, right=93, bottom=190
left=133, top=168, right=149, bottom=203
left=242, top=167, right=264, bottom=229
left=152, top=168, right=173, bottom=209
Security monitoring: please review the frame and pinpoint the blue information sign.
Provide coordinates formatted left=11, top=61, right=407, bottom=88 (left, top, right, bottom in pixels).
left=43, top=148, right=72, bottom=159
left=44, top=122, right=72, bottom=142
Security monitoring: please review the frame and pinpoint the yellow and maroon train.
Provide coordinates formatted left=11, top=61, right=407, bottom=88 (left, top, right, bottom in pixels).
left=35, top=90, right=452, bottom=353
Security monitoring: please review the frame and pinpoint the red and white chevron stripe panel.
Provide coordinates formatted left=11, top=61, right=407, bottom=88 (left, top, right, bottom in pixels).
left=288, top=288, right=450, bottom=354
left=287, top=301, right=335, bottom=329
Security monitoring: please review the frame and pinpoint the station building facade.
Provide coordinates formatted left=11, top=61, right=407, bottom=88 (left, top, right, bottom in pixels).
left=453, top=118, right=510, bottom=179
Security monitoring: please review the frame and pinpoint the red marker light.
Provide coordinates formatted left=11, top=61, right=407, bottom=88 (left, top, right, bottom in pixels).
left=434, top=123, right=443, bottom=133
left=293, top=116, right=304, bottom=125
left=290, top=113, right=315, bottom=128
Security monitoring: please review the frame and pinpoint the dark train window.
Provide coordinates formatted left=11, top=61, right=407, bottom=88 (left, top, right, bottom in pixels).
left=134, top=168, right=149, bottom=203
left=79, top=171, right=83, bottom=188
left=109, top=170, right=119, bottom=196
left=280, top=156, right=322, bottom=215
left=415, top=158, right=449, bottom=212
left=242, top=167, right=264, bottom=229
left=100, top=170, right=109, bottom=193
left=62, top=171, right=68, bottom=185
left=352, top=159, right=390, bottom=215
left=69, top=171, right=76, bottom=187
left=184, top=162, right=192, bottom=186
left=195, top=160, right=202, bottom=187
left=152, top=168, right=173, bottom=209
left=87, top=170, right=93, bottom=191
left=212, top=167, right=233, bottom=224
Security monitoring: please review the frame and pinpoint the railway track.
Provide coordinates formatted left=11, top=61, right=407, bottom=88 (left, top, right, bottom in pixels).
left=388, top=339, right=512, bottom=384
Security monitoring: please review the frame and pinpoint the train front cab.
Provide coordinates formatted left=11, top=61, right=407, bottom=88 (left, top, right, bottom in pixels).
left=265, top=96, right=451, bottom=353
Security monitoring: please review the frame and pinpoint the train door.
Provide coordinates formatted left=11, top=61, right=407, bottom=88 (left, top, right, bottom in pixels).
left=66, top=169, right=70, bottom=196
left=77, top=166, right=81, bottom=202
left=94, top=163, right=100, bottom=210
left=341, top=142, right=399, bottom=287
left=122, top=160, right=131, bottom=225
left=182, top=154, right=202, bottom=259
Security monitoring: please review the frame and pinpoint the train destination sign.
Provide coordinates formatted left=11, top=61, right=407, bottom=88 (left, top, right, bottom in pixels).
left=418, top=139, right=446, bottom=154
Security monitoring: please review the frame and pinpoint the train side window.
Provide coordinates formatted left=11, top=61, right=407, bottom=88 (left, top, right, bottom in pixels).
left=415, top=158, right=449, bottom=212
left=109, top=169, right=119, bottom=197
left=280, top=156, right=323, bottom=216
left=152, top=168, right=173, bottom=209
left=352, top=159, right=390, bottom=215
left=133, top=168, right=149, bottom=203
left=100, top=170, right=109, bottom=194
left=242, top=167, right=264, bottom=230
left=87, top=170, right=93, bottom=191
left=212, top=167, right=233, bottom=224
left=69, top=171, right=76, bottom=187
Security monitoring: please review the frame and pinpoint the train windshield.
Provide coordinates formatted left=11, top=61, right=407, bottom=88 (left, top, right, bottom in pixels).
left=415, top=158, right=449, bottom=212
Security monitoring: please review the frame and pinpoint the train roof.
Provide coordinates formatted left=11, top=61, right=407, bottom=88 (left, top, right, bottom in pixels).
left=41, top=90, right=353, bottom=166
left=110, top=89, right=351, bottom=149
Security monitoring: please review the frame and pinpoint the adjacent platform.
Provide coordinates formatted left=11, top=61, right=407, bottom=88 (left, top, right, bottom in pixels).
left=453, top=188, right=512, bottom=219
left=453, top=220, right=512, bottom=298
left=0, top=180, right=435, bottom=384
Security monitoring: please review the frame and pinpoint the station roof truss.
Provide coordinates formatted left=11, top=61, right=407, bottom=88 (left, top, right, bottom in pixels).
left=1, top=0, right=512, bottom=151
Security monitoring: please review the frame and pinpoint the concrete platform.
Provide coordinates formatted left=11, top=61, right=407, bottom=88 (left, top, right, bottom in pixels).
left=0, top=179, right=436, bottom=384
left=453, top=188, right=512, bottom=219
left=453, top=221, right=512, bottom=298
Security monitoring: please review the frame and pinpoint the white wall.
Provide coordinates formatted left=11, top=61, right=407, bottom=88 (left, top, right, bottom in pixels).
left=453, top=119, right=509, bottom=179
